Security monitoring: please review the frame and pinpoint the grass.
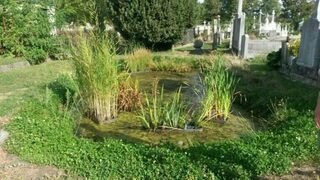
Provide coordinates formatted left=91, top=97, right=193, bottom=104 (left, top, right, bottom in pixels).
left=0, top=60, right=72, bottom=117
left=71, top=34, right=118, bottom=123
left=126, top=48, right=153, bottom=72
left=175, top=43, right=213, bottom=51
left=138, top=81, right=188, bottom=130
left=0, top=56, right=26, bottom=66
left=198, top=56, right=239, bottom=122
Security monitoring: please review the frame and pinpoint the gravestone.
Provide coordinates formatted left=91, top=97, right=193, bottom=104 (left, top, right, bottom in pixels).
left=213, top=16, right=221, bottom=50
left=229, top=16, right=234, bottom=49
left=240, top=34, right=249, bottom=59
left=297, top=0, right=320, bottom=68
left=232, top=0, right=246, bottom=55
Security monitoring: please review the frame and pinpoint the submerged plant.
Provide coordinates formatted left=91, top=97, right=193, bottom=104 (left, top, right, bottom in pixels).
left=138, top=81, right=187, bottom=131
left=126, top=48, right=153, bottom=72
left=198, top=56, right=239, bottom=122
left=71, top=33, right=118, bottom=124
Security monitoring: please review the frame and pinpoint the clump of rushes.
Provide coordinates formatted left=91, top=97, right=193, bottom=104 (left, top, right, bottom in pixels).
left=198, top=56, right=239, bottom=123
left=138, top=80, right=187, bottom=131
left=126, top=48, right=153, bottom=72
left=71, top=33, right=118, bottom=124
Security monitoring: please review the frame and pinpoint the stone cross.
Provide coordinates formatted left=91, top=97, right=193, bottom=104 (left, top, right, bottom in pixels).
left=259, top=10, right=262, bottom=35
left=272, top=10, right=275, bottom=23
left=237, top=0, right=243, bottom=16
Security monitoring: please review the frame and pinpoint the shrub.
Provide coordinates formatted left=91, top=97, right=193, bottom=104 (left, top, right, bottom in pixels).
left=267, top=49, right=282, bottom=69
left=106, top=0, right=197, bottom=50
left=25, top=48, right=47, bottom=65
left=0, top=1, right=59, bottom=62
left=198, top=57, right=239, bottom=122
left=289, top=38, right=300, bottom=57
left=71, top=33, right=118, bottom=124
left=194, top=39, right=204, bottom=49
left=138, top=81, right=188, bottom=130
left=126, top=48, right=153, bottom=72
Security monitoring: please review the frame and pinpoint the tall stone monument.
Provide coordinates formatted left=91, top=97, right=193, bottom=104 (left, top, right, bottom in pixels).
left=297, top=0, right=320, bottom=68
left=232, top=0, right=246, bottom=54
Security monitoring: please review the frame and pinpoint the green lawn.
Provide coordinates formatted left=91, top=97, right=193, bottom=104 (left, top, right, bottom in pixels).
left=0, top=60, right=73, bottom=117
left=0, top=56, right=27, bottom=66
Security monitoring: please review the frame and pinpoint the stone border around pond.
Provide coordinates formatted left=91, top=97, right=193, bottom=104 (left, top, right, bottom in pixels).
left=0, top=61, right=30, bottom=73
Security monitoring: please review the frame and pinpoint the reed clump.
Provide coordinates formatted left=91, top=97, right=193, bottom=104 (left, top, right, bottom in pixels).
left=71, top=33, right=118, bottom=124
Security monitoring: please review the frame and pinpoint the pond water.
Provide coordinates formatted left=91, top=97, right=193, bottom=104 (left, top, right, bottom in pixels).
left=78, top=71, right=255, bottom=147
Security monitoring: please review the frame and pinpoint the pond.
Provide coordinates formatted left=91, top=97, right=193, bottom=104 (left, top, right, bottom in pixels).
left=78, top=71, right=255, bottom=147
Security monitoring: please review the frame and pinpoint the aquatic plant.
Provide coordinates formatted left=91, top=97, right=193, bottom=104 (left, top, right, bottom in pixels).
left=198, top=56, right=239, bottom=122
left=138, top=81, right=187, bottom=131
left=118, top=77, right=142, bottom=112
left=71, top=33, right=118, bottom=124
left=126, top=48, right=153, bottom=72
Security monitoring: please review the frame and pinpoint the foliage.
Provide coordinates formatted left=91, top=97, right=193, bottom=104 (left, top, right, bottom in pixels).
left=280, top=0, right=314, bottom=31
left=289, top=38, right=300, bottom=57
left=5, top=78, right=318, bottom=179
left=106, top=0, right=198, bottom=50
left=54, top=0, right=96, bottom=27
left=25, top=48, right=47, bottom=65
left=138, top=81, right=188, bottom=131
left=198, top=57, right=239, bottom=122
left=189, top=110, right=317, bottom=178
left=71, top=33, right=118, bottom=124
left=267, top=49, right=282, bottom=69
left=5, top=95, right=214, bottom=179
left=194, top=39, right=204, bottom=49
left=126, top=48, right=153, bottom=72
left=0, top=0, right=59, bottom=62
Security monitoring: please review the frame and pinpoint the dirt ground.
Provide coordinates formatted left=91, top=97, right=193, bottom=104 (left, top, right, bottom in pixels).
left=0, top=147, right=68, bottom=180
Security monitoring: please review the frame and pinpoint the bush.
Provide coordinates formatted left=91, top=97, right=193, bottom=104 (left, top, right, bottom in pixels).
left=25, top=49, right=47, bottom=65
left=289, top=38, right=300, bottom=57
left=106, top=0, right=197, bottom=50
left=0, top=1, right=60, bottom=62
left=267, top=49, right=282, bottom=69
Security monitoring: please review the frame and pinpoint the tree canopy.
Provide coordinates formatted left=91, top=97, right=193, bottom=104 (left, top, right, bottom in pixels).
left=106, top=0, right=197, bottom=50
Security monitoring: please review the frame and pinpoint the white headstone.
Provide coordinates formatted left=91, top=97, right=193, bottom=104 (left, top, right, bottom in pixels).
left=272, top=10, right=275, bottom=23
left=316, top=0, right=320, bottom=20
left=237, top=0, right=243, bottom=16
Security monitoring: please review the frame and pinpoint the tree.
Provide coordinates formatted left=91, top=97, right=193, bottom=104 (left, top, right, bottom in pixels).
left=202, top=0, right=221, bottom=22
left=106, top=0, right=197, bottom=50
left=260, top=0, right=281, bottom=15
left=54, top=0, right=96, bottom=27
left=281, top=0, right=315, bottom=30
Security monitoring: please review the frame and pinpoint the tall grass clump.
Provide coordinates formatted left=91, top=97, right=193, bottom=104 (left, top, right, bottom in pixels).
left=71, top=33, right=118, bottom=124
left=198, top=56, right=239, bottom=122
left=138, top=81, right=187, bottom=131
left=126, top=48, right=153, bottom=72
